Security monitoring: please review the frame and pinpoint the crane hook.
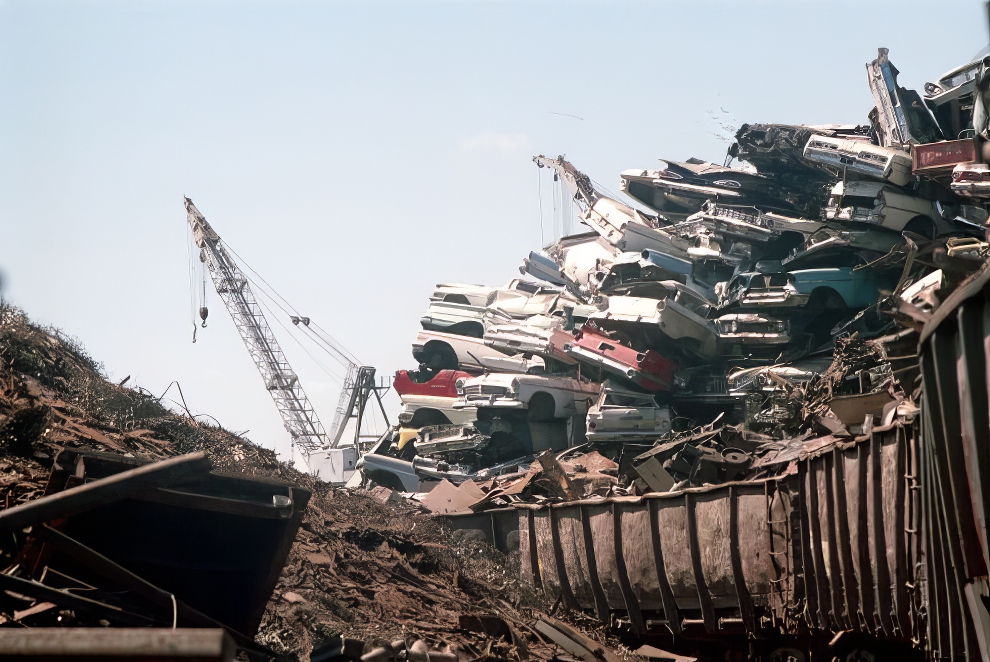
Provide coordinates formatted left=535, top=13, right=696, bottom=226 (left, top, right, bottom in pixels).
left=199, top=306, right=209, bottom=328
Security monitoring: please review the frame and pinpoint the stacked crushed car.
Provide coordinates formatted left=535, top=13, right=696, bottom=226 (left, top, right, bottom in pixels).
left=360, top=48, right=990, bottom=659
left=365, top=47, right=987, bottom=496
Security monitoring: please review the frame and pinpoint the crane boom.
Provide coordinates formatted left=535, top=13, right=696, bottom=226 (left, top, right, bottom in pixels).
left=184, top=198, right=329, bottom=459
left=533, top=155, right=600, bottom=209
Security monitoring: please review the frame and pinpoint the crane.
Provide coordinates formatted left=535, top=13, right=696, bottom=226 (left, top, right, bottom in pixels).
left=533, top=155, right=600, bottom=210
left=184, top=198, right=388, bottom=471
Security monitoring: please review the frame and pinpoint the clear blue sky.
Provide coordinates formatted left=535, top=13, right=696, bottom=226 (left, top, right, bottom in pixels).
left=1, top=0, right=985, bottom=463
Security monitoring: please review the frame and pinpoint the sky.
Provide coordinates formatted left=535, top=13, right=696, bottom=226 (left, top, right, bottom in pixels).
left=1, top=0, right=986, bottom=467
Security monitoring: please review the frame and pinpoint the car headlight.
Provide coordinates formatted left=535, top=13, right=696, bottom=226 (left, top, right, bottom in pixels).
left=455, top=378, right=466, bottom=394
left=508, top=378, right=520, bottom=395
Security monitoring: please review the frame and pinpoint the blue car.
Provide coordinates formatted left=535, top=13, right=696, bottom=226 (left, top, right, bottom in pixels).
left=720, top=267, right=894, bottom=310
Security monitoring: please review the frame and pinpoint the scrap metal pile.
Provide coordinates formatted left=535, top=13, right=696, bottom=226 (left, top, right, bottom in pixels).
left=0, top=305, right=647, bottom=662
left=364, top=47, right=990, bottom=510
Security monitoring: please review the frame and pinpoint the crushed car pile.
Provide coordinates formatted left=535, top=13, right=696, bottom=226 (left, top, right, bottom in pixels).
left=366, top=47, right=988, bottom=505
left=355, top=47, right=990, bottom=659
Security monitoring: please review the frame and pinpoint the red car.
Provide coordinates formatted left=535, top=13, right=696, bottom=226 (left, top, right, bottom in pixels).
left=393, top=368, right=476, bottom=427
left=563, top=324, right=678, bottom=392
left=393, top=368, right=471, bottom=398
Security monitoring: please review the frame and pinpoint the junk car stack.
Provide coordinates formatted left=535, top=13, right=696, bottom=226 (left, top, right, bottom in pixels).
left=367, top=47, right=990, bottom=659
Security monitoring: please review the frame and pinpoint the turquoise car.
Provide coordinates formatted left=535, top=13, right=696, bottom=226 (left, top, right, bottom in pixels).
left=720, top=267, right=894, bottom=310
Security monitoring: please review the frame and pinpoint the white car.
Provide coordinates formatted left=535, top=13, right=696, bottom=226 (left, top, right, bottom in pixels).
left=823, top=180, right=952, bottom=238
left=803, top=135, right=913, bottom=187
left=412, top=330, right=544, bottom=373
left=420, top=300, right=487, bottom=337
left=430, top=283, right=498, bottom=306
left=713, top=313, right=790, bottom=345
left=422, top=279, right=592, bottom=337
left=454, top=372, right=600, bottom=420
left=483, top=320, right=576, bottom=365
left=585, top=381, right=672, bottom=441
left=590, top=289, right=718, bottom=357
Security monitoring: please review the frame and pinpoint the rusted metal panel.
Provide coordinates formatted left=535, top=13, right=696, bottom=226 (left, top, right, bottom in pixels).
left=904, top=419, right=924, bottom=645
left=868, top=430, right=896, bottom=636
left=685, top=493, right=718, bottom=631
left=956, top=297, right=990, bottom=572
left=656, top=496, right=700, bottom=610
left=492, top=508, right=521, bottom=555
left=790, top=427, right=922, bottom=639
left=533, top=510, right=562, bottom=602
left=517, top=509, right=540, bottom=588
left=581, top=505, right=609, bottom=621
left=733, top=484, right=773, bottom=607
left=843, top=444, right=877, bottom=632
left=931, top=328, right=987, bottom=579
left=611, top=502, right=647, bottom=634
left=505, top=480, right=794, bottom=639
left=620, top=500, right=664, bottom=611
left=693, top=492, right=736, bottom=610
left=920, top=411, right=951, bottom=658
left=647, top=498, right=682, bottom=634
left=766, top=481, right=795, bottom=620
left=880, top=428, right=910, bottom=635
left=728, top=485, right=756, bottom=630
left=829, top=449, right=861, bottom=632
left=584, top=503, right=621, bottom=610
left=800, top=460, right=829, bottom=630
left=553, top=506, right=596, bottom=610
left=549, top=507, right=581, bottom=610
left=819, top=454, right=849, bottom=630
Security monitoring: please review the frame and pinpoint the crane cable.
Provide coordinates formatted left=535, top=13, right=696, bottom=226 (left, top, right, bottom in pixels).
left=186, top=227, right=198, bottom=343
left=250, top=286, right=346, bottom=385
left=221, top=241, right=361, bottom=367
left=538, top=167, right=546, bottom=248
left=192, top=234, right=372, bottom=441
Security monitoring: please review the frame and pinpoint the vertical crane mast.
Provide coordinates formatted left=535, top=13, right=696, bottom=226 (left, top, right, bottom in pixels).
left=184, top=198, right=328, bottom=460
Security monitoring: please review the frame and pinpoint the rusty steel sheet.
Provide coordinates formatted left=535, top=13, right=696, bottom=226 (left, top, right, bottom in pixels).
left=513, top=481, right=778, bottom=632
left=796, top=425, right=919, bottom=641
left=555, top=505, right=598, bottom=612
left=585, top=501, right=624, bottom=615
left=918, top=268, right=990, bottom=660
left=532, top=508, right=565, bottom=605
left=450, top=418, right=936, bottom=649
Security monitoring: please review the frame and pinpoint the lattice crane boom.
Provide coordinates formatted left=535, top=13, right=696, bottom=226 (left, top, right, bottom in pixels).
left=184, top=197, right=329, bottom=460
